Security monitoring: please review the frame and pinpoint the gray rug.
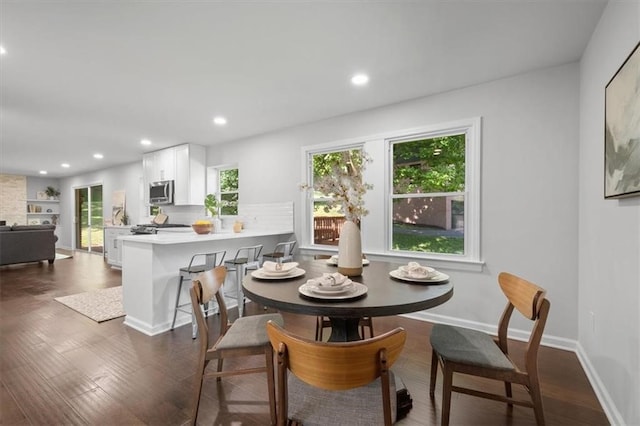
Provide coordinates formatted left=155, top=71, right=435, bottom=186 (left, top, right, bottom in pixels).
left=54, top=286, right=125, bottom=322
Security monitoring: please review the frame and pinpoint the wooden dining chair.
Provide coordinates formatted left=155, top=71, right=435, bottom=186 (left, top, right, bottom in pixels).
left=429, top=272, right=551, bottom=426
left=189, top=266, right=283, bottom=425
left=266, top=320, right=407, bottom=426
left=313, top=254, right=374, bottom=341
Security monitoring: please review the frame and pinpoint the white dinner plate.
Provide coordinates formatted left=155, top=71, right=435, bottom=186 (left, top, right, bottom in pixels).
left=326, top=257, right=370, bottom=266
left=251, top=267, right=306, bottom=280
left=298, top=282, right=368, bottom=300
left=389, top=269, right=450, bottom=283
left=308, top=280, right=353, bottom=294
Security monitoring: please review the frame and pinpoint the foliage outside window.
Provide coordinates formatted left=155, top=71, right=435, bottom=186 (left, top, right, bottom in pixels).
left=391, top=134, right=466, bottom=255
left=306, top=148, right=370, bottom=245
left=218, top=168, right=239, bottom=215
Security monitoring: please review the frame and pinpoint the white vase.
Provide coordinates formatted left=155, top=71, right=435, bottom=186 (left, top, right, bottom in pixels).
left=212, top=217, right=222, bottom=233
left=337, top=220, right=363, bottom=277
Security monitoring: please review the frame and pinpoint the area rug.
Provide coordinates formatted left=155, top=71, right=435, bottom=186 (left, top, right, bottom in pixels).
left=55, top=253, right=73, bottom=260
left=54, top=286, right=125, bottom=322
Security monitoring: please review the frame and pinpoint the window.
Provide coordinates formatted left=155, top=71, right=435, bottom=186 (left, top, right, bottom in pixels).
left=207, top=166, right=239, bottom=216
left=302, top=117, right=480, bottom=266
left=388, top=118, right=480, bottom=262
left=218, top=167, right=239, bottom=215
left=307, top=147, right=365, bottom=246
left=391, top=134, right=465, bottom=254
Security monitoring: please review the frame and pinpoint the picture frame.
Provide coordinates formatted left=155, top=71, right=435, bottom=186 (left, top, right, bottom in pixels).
left=36, top=191, right=48, bottom=200
left=604, top=41, right=640, bottom=199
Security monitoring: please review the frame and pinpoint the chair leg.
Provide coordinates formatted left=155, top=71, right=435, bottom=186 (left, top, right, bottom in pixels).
left=530, top=377, right=546, bottom=426
left=265, top=346, right=277, bottom=426
left=236, top=265, right=245, bottom=317
left=314, top=316, right=322, bottom=341
left=191, top=309, right=198, bottom=339
left=441, top=363, right=453, bottom=426
left=429, top=349, right=438, bottom=397
left=505, top=381, right=513, bottom=407
left=191, top=358, right=207, bottom=425
left=171, top=275, right=185, bottom=330
left=216, top=358, right=224, bottom=381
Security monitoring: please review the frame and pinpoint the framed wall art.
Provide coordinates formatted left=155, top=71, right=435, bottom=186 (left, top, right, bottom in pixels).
left=605, top=41, right=640, bottom=199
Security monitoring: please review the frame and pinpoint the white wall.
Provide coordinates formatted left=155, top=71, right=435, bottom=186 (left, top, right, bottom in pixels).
left=208, top=63, right=581, bottom=342
left=579, top=2, right=640, bottom=425
left=58, top=161, right=143, bottom=249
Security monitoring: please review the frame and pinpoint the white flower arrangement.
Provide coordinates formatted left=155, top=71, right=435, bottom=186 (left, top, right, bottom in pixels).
left=301, top=150, right=373, bottom=223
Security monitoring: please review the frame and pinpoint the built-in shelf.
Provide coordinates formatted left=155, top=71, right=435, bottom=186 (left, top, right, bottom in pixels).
left=25, top=199, right=59, bottom=225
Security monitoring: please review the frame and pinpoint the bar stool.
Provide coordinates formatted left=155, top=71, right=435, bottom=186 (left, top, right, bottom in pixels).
left=313, top=254, right=374, bottom=341
left=171, top=251, right=226, bottom=338
left=262, top=240, right=296, bottom=265
left=223, top=244, right=262, bottom=317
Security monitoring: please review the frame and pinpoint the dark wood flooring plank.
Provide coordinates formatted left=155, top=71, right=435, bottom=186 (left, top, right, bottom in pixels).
left=2, top=365, right=87, bottom=425
left=0, top=380, right=29, bottom=425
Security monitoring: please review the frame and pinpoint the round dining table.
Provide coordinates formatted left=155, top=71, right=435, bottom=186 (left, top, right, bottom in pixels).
left=242, top=258, right=454, bottom=342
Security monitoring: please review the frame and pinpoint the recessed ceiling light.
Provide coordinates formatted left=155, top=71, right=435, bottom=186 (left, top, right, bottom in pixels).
left=39, top=170, right=47, bottom=175
left=0, top=46, right=6, bottom=56
left=213, top=116, right=227, bottom=126
left=141, top=138, right=152, bottom=146
left=61, top=163, right=70, bottom=168
left=93, top=153, right=104, bottom=159
left=351, top=73, right=369, bottom=86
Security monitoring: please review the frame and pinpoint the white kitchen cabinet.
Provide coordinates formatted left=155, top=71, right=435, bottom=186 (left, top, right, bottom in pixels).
left=104, top=226, right=132, bottom=268
left=143, top=147, right=176, bottom=184
left=173, top=143, right=205, bottom=205
left=143, top=143, right=205, bottom=206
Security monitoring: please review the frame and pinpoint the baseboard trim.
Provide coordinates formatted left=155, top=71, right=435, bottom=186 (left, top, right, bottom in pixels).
left=575, top=342, right=625, bottom=426
left=402, top=311, right=620, bottom=425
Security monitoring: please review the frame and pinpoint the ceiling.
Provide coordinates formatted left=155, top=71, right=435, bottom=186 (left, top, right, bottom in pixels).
left=0, top=1, right=607, bottom=178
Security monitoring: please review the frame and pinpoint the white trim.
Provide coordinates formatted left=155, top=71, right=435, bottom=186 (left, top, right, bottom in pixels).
left=297, top=248, right=485, bottom=272
left=402, top=311, right=620, bottom=426
left=299, top=117, right=483, bottom=264
left=385, top=117, right=481, bottom=263
left=575, top=343, right=625, bottom=426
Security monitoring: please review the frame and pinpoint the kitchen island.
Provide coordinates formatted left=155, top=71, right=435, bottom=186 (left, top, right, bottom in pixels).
left=120, top=228, right=293, bottom=336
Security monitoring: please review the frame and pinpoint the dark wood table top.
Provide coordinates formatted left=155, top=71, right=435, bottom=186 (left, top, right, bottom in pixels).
left=242, top=259, right=453, bottom=319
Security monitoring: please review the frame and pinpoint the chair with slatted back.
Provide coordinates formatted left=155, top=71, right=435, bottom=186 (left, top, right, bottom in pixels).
left=266, top=320, right=406, bottom=426
left=189, top=266, right=283, bottom=425
left=171, top=250, right=226, bottom=339
left=223, top=244, right=263, bottom=317
left=262, top=240, right=297, bottom=264
left=429, top=272, right=551, bottom=426
left=313, top=254, right=374, bottom=341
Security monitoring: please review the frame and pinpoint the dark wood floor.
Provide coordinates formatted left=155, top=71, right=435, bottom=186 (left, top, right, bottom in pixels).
left=0, top=251, right=609, bottom=425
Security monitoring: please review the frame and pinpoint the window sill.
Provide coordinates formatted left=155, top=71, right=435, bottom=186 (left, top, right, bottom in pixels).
left=298, top=246, right=484, bottom=272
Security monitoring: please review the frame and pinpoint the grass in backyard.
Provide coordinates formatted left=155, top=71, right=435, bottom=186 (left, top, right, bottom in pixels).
left=392, top=233, right=464, bottom=254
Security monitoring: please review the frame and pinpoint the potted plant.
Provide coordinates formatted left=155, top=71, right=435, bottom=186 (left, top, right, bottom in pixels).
left=45, top=186, right=60, bottom=200
left=204, top=194, right=220, bottom=217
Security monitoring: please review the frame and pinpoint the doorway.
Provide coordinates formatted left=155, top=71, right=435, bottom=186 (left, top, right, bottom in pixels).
left=75, top=185, right=104, bottom=253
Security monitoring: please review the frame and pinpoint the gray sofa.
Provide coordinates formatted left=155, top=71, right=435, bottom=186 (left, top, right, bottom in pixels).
left=0, top=224, right=58, bottom=266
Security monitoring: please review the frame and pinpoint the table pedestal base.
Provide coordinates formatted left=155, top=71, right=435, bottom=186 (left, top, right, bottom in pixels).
left=327, top=317, right=362, bottom=342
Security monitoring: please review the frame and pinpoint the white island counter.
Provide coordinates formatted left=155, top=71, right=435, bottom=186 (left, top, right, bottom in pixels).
left=120, top=228, right=293, bottom=336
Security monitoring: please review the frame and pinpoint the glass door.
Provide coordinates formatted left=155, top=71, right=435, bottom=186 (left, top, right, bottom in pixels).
left=75, top=185, right=104, bottom=253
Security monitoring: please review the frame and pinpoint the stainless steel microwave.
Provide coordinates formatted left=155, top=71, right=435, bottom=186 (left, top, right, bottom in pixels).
left=149, top=180, right=174, bottom=205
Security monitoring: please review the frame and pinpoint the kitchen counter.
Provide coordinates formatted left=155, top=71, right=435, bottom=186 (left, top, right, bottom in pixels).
left=119, top=228, right=290, bottom=244
left=120, top=227, right=293, bottom=336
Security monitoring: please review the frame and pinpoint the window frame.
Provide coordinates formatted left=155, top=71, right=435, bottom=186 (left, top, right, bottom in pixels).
left=385, top=118, right=481, bottom=263
left=207, top=164, right=239, bottom=217
left=301, top=117, right=482, bottom=269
